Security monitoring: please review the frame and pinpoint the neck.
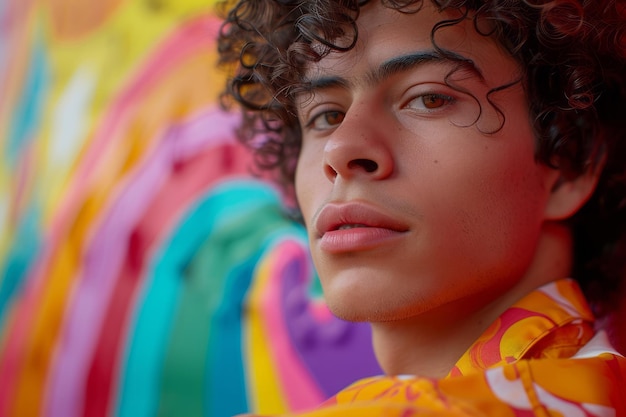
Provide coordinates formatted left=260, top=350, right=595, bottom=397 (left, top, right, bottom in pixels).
left=371, top=221, right=573, bottom=378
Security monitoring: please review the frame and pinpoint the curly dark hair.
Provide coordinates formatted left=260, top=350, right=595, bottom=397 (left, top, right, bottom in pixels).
left=217, top=0, right=626, bottom=314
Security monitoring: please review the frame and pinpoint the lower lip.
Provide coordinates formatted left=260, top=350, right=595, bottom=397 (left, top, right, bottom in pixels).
left=319, top=227, right=406, bottom=253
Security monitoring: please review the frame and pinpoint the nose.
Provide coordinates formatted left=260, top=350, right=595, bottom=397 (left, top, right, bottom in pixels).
left=323, top=111, right=394, bottom=183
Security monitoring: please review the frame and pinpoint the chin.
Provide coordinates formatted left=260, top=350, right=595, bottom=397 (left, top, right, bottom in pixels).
left=324, top=298, right=370, bottom=323
left=319, top=265, right=441, bottom=322
left=324, top=292, right=428, bottom=323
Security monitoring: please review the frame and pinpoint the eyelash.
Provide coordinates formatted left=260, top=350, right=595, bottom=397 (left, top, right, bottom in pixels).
left=304, top=92, right=456, bottom=131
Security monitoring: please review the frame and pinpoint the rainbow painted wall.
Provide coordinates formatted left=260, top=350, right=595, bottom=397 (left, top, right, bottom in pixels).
left=0, top=1, right=381, bottom=416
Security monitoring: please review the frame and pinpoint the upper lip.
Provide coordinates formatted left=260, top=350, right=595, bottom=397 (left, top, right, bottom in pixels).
left=314, top=202, right=410, bottom=237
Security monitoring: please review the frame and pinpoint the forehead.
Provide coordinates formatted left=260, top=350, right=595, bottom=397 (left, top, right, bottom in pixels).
left=304, top=1, right=518, bottom=88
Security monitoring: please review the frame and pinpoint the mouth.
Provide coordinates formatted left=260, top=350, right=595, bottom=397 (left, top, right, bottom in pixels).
left=314, top=202, right=410, bottom=252
left=336, top=223, right=370, bottom=230
left=316, top=202, right=408, bottom=235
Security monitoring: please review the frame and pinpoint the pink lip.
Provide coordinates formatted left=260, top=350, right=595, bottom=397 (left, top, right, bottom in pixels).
left=314, top=202, right=409, bottom=253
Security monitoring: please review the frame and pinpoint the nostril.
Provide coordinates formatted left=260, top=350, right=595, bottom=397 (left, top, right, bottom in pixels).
left=325, top=164, right=338, bottom=180
left=348, top=158, right=378, bottom=173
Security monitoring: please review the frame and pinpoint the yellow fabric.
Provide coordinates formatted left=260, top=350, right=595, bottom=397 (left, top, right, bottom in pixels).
left=290, top=279, right=626, bottom=416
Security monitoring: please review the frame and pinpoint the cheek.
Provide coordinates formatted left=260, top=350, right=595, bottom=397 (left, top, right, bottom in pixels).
left=464, top=159, right=548, bottom=251
left=435, top=143, right=548, bottom=239
left=294, top=163, right=309, bottom=216
left=294, top=148, right=321, bottom=225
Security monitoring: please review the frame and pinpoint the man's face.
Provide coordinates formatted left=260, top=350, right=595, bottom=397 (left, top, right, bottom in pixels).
left=294, top=2, right=559, bottom=322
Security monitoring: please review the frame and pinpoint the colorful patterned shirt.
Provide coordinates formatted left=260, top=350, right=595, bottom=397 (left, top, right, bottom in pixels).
left=290, top=279, right=626, bottom=416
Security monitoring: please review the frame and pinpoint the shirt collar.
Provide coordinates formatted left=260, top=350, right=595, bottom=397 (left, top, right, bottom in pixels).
left=449, top=279, right=595, bottom=377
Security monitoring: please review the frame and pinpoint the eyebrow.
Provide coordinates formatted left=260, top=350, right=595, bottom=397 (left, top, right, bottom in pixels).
left=303, top=50, right=484, bottom=92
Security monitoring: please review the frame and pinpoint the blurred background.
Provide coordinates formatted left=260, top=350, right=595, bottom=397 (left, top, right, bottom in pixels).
left=2, top=1, right=625, bottom=416
left=0, top=0, right=381, bottom=416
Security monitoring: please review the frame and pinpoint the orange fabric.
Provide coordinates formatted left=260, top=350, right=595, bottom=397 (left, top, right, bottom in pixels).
left=293, top=280, right=626, bottom=416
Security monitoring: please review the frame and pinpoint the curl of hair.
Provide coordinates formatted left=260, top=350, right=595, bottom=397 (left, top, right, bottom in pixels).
left=217, top=0, right=626, bottom=313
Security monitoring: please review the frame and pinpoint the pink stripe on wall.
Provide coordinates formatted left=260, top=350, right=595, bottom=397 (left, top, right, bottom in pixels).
left=259, top=240, right=325, bottom=411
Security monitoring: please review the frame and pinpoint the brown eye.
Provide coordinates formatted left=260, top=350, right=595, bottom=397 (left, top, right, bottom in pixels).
left=325, top=111, right=344, bottom=125
left=422, top=94, right=447, bottom=109
left=405, top=93, right=455, bottom=112
left=310, top=110, right=345, bottom=130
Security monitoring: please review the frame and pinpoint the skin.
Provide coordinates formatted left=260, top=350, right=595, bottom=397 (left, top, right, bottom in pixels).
left=294, top=1, right=585, bottom=378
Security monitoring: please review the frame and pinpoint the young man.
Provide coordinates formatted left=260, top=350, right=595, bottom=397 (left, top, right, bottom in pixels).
left=219, top=0, right=626, bottom=415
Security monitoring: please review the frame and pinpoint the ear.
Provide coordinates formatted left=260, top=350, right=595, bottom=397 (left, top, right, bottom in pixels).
left=544, top=159, right=604, bottom=221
